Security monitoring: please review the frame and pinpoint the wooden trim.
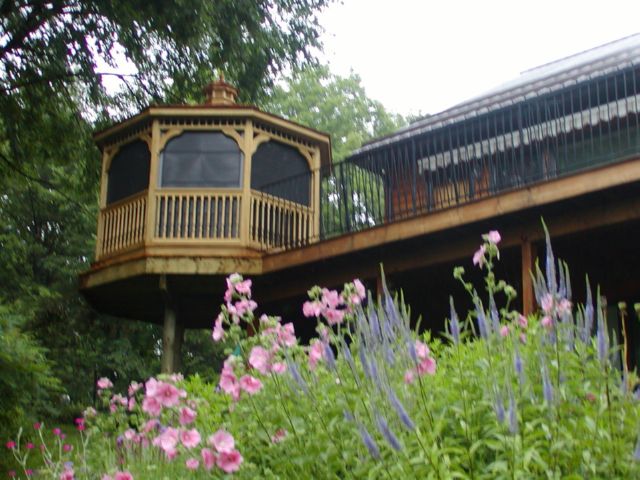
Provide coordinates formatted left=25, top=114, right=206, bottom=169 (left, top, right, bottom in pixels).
left=521, top=237, right=536, bottom=316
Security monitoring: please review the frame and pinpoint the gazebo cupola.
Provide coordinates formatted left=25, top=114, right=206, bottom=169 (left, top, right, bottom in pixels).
left=82, top=77, right=331, bottom=372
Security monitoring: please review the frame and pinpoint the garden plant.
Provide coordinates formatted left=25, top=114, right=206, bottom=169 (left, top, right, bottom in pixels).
left=6, top=228, right=640, bottom=478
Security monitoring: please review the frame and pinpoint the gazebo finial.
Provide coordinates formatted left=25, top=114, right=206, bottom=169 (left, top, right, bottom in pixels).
left=203, top=72, right=237, bottom=106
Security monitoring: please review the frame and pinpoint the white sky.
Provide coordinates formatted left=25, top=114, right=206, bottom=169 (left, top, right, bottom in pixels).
left=319, top=0, right=640, bottom=117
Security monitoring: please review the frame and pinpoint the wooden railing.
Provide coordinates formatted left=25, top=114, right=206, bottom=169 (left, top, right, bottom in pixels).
left=153, top=189, right=243, bottom=241
left=96, top=190, right=147, bottom=259
left=249, top=189, right=312, bottom=251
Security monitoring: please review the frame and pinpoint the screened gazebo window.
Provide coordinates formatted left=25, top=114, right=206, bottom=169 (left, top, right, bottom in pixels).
left=251, top=141, right=310, bottom=205
left=107, top=140, right=150, bottom=204
left=160, top=132, right=242, bottom=187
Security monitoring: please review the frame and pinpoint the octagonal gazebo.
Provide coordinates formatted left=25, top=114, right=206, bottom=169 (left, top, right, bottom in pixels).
left=81, top=78, right=332, bottom=372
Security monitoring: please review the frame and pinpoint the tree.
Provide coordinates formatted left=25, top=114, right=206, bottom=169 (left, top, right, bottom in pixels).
left=263, top=65, right=405, bottom=161
left=263, top=66, right=406, bottom=236
left=0, top=0, right=333, bottom=415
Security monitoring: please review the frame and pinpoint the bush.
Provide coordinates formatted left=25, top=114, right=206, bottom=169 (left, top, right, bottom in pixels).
left=6, top=228, right=640, bottom=478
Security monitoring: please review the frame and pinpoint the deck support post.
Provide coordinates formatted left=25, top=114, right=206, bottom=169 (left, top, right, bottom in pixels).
left=521, top=236, right=537, bottom=316
left=160, top=275, right=184, bottom=374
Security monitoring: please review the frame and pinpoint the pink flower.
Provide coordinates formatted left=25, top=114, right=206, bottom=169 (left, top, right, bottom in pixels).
left=234, top=279, right=252, bottom=295
left=249, top=346, right=271, bottom=374
left=499, top=325, right=509, bottom=337
left=473, top=245, right=486, bottom=267
left=8, top=471, right=15, bottom=478
left=415, top=340, right=430, bottom=359
left=212, top=315, right=225, bottom=342
left=6, top=441, right=15, bottom=449
left=271, top=428, right=287, bottom=444
left=33, top=422, right=41, bottom=430
left=417, top=357, right=437, bottom=376
left=324, top=308, right=345, bottom=325
left=209, top=430, right=235, bottom=453
left=201, top=448, right=216, bottom=470
left=26, top=442, right=34, bottom=450
left=53, top=428, right=62, bottom=436
left=144, top=378, right=160, bottom=397
left=152, top=427, right=179, bottom=453
left=142, top=395, right=162, bottom=417
left=487, top=230, right=501, bottom=244
left=557, top=298, right=572, bottom=315
left=278, top=323, right=297, bottom=347
left=101, top=475, right=112, bottom=480
left=322, top=288, right=342, bottom=309
left=540, top=293, right=554, bottom=314
left=179, top=407, right=197, bottom=425
left=128, top=381, right=142, bottom=396
left=142, top=419, right=159, bottom=434
left=271, top=362, right=287, bottom=374
left=156, top=382, right=181, bottom=407
left=541, top=315, right=552, bottom=328
left=181, top=429, right=202, bottom=449
left=59, top=468, right=75, bottom=480
left=404, top=370, right=415, bottom=384
left=518, top=314, right=528, bottom=328
left=25, top=470, right=33, bottom=477
left=219, top=371, right=240, bottom=401
left=97, top=377, right=113, bottom=390
left=128, top=397, right=136, bottom=411
left=63, top=444, right=73, bottom=452
left=114, top=472, right=133, bottom=480
left=308, top=340, right=324, bottom=370
left=239, top=375, right=263, bottom=395
left=124, top=429, right=136, bottom=441
left=519, top=333, right=527, bottom=344
left=353, top=279, right=366, bottom=300
left=302, top=301, right=322, bottom=317
left=217, top=449, right=243, bottom=473
left=185, top=458, right=199, bottom=470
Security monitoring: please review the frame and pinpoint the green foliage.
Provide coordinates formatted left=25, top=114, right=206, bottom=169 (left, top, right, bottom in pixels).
left=263, top=65, right=405, bottom=161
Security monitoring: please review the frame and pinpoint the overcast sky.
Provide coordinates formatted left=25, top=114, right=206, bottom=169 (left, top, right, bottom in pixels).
left=318, top=0, right=640, bottom=116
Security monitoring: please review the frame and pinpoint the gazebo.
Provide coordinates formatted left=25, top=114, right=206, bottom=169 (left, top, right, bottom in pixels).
left=81, top=78, right=332, bottom=372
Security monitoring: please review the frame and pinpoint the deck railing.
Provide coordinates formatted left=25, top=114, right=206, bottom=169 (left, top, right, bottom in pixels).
left=96, top=190, right=147, bottom=258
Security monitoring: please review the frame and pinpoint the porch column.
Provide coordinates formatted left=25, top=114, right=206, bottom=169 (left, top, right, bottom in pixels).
left=521, top=236, right=537, bottom=316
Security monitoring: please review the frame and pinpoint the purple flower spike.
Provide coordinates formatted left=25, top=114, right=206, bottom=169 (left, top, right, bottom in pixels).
left=475, top=298, right=489, bottom=339
left=542, top=364, right=554, bottom=404
left=375, top=412, right=402, bottom=451
left=358, top=424, right=380, bottom=460
left=387, top=388, right=415, bottom=431
left=494, top=391, right=505, bottom=423
left=449, top=297, right=460, bottom=344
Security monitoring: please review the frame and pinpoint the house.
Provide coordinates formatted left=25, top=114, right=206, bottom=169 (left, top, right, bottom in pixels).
left=81, top=35, right=640, bottom=372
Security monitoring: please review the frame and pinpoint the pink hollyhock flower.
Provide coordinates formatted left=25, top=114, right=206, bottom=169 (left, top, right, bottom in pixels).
left=155, top=382, right=181, bottom=407
left=127, top=381, right=141, bottom=396
left=417, top=357, right=437, bottom=376
left=240, top=375, right=263, bottom=395
left=404, top=370, right=415, bottom=384
left=209, top=430, right=235, bottom=453
left=142, top=395, right=162, bottom=417
left=97, top=377, right=113, bottom=390
left=473, top=245, right=486, bottom=267
left=145, top=377, right=160, bottom=397
left=249, top=346, right=271, bottom=374
left=217, top=449, right=243, bottom=473
left=302, top=300, right=322, bottom=317
left=353, top=279, right=366, bottom=300
left=322, top=288, right=342, bottom=309
left=153, top=427, right=179, bottom=453
left=181, top=429, right=202, bottom=449
left=324, top=308, right=345, bottom=325
left=234, top=279, right=252, bottom=295
left=415, top=340, right=430, bottom=360
left=128, top=397, right=136, bottom=411
left=499, top=325, right=509, bottom=337
left=142, top=419, right=159, bottom=433
left=271, top=362, right=287, bottom=374
left=271, top=428, right=287, bottom=443
left=124, top=429, right=136, bottom=441
left=278, top=323, right=297, bottom=347
left=219, top=371, right=240, bottom=401
left=487, top=230, right=501, bottom=244
left=308, top=340, right=324, bottom=370
left=201, top=448, right=216, bottom=470
left=540, top=293, right=554, bottom=314
left=541, top=315, right=552, bottom=328
left=60, top=468, right=75, bottom=480
left=185, top=458, right=199, bottom=470
left=114, top=473, right=133, bottom=480
left=518, top=314, right=528, bottom=328
left=212, top=315, right=225, bottom=342
left=179, top=407, right=197, bottom=425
